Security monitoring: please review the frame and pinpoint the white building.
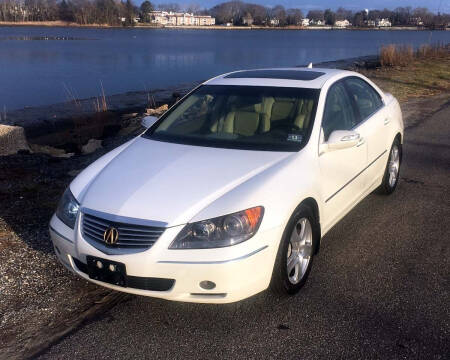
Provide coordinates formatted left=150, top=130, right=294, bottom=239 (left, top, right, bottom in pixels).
left=376, top=18, right=392, bottom=27
left=335, top=19, right=351, bottom=27
left=310, top=19, right=324, bottom=26
left=149, top=11, right=215, bottom=26
left=301, top=18, right=310, bottom=27
left=270, top=18, right=280, bottom=26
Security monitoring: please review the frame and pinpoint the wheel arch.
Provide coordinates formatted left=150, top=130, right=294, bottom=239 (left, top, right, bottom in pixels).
left=299, top=197, right=321, bottom=254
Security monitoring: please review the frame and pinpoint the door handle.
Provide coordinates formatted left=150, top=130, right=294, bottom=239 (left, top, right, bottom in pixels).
left=384, top=118, right=390, bottom=125
left=357, top=137, right=365, bottom=147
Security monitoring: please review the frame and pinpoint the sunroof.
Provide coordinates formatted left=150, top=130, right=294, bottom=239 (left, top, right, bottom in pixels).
left=224, top=70, right=325, bottom=81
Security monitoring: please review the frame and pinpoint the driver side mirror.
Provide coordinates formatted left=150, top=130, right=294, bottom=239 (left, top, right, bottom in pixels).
left=320, top=130, right=361, bottom=153
left=141, top=115, right=158, bottom=129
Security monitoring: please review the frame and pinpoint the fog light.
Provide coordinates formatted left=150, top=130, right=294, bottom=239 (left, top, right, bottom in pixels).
left=109, top=264, right=116, bottom=272
left=199, top=281, right=216, bottom=290
left=96, top=260, right=103, bottom=269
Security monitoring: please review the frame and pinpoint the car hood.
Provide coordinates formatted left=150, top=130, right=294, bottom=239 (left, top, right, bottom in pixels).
left=78, top=137, right=292, bottom=226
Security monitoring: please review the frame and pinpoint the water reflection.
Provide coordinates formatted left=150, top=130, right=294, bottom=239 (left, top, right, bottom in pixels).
left=0, top=27, right=448, bottom=110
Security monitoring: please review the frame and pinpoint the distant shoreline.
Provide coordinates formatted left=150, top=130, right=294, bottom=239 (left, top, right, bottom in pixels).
left=0, top=21, right=447, bottom=31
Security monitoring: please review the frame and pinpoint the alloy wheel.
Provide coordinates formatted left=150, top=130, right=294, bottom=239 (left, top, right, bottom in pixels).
left=388, top=145, right=400, bottom=187
left=287, top=217, right=313, bottom=285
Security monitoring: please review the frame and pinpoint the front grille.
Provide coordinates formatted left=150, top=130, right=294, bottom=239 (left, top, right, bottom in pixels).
left=82, top=213, right=165, bottom=250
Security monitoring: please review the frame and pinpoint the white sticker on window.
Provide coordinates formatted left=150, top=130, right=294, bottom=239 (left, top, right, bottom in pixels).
left=287, top=134, right=303, bottom=142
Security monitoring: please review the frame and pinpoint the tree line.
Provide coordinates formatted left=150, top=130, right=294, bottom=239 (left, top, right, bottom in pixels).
left=0, top=0, right=448, bottom=27
left=210, top=2, right=449, bottom=27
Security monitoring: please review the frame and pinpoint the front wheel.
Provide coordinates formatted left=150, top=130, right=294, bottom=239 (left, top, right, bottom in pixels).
left=377, top=138, right=402, bottom=195
left=270, top=205, right=319, bottom=295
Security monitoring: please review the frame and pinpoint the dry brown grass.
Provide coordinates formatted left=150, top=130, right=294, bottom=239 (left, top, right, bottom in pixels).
left=380, top=43, right=449, bottom=67
left=93, top=81, right=108, bottom=112
left=380, top=44, right=414, bottom=67
left=361, top=50, right=450, bottom=102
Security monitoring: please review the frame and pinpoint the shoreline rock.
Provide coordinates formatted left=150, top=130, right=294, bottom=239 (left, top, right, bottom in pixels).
left=1, top=82, right=198, bottom=149
left=0, top=125, right=30, bottom=156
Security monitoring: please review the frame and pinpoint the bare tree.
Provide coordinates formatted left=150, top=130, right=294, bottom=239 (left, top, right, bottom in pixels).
left=185, top=2, right=201, bottom=14
left=336, top=7, right=352, bottom=21
left=307, top=10, right=324, bottom=21
left=286, top=8, right=303, bottom=25
left=158, top=2, right=180, bottom=12
left=0, top=0, right=447, bottom=29
left=271, top=5, right=286, bottom=26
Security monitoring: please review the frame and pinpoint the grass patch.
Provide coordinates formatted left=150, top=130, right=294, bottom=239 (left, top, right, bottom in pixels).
left=361, top=46, right=450, bottom=102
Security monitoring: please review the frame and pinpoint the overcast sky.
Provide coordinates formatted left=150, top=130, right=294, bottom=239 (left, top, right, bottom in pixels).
left=150, top=0, right=449, bottom=13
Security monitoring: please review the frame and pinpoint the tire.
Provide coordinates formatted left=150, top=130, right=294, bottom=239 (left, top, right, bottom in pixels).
left=270, top=204, right=319, bottom=296
left=377, top=138, right=402, bottom=195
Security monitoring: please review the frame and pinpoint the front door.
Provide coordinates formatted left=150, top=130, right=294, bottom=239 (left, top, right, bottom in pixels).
left=319, top=81, right=367, bottom=232
left=344, top=77, right=389, bottom=188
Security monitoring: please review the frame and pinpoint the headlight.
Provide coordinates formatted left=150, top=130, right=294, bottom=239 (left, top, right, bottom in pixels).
left=169, top=206, right=264, bottom=249
left=56, top=188, right=80, bottom=229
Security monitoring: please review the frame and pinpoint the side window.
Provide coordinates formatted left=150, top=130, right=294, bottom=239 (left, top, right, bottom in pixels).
left=322, top=82, right=357, bottom=140
left=345, top=77, right=383, bottom=121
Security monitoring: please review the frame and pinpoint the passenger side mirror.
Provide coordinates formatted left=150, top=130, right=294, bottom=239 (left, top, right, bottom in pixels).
left=141, top=115, right=158, bottom=129
left=323, top=130, right=361, bottom=152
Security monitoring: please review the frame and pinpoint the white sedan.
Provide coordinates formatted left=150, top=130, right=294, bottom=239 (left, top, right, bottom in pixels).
left=50, top=68, right=403, bottom=303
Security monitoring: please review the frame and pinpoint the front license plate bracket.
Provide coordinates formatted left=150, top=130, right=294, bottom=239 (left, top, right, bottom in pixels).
left=86, top=256, right=127, bottom=287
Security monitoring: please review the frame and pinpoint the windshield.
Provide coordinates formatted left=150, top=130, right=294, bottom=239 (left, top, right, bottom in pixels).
left=144, top=85, right=320, bottom=152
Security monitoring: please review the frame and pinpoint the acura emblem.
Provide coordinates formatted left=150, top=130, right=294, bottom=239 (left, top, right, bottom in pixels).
left=104, top=227, right=119, bottom=245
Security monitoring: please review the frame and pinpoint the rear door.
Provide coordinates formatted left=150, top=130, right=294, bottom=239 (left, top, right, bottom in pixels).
left=319, top=80, right=367, bottom=230
left=344, top=77, right=388, bottom=188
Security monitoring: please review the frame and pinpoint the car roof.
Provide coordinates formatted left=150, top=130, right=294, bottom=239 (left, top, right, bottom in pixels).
left=204, top=67, right=351, bottom=89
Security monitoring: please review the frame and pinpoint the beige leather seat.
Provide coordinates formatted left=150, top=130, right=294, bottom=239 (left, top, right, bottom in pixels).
left=270, top=98, right=296, bottom=123
left=222, top=103, right=262, bottom=136
left=294, top=99, right=314, bottom=129
left=266, top=97, right=314, bottom=130
left=210, top=96, right=315, bottom=136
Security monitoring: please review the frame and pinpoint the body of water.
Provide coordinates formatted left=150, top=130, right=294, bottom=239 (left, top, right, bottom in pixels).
left=0, top=26, right=449, bottom=111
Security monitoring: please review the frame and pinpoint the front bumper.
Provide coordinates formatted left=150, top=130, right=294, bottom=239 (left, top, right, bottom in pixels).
left=49, top=214, right=281, bottom=303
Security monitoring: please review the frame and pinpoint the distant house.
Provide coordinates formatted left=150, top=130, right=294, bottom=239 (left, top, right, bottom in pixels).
left=335, top=19, right=351, bottom=27
left=242, top=13, right=253, bottom=26
left=412, top=17, right=424, bottom=26
left=270, top=18, right=280, bottom=26
left=301, top=18, right=310, bottom=27
left=365, top=20, right=376, bottom=27
left=149, top=11, right=215, bottom=26
left=376, top=18, right=391, bottom=27
left=310, top=19, right=324, bottom=26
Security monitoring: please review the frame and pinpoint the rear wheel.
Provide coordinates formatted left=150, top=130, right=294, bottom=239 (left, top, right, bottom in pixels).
left=377, top=138, right=402, bottom=195
left=270, top=205, right=319, bottom=295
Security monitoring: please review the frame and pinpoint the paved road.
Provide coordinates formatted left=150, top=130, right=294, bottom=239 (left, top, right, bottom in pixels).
left=40, top=100, right=449, bottom=359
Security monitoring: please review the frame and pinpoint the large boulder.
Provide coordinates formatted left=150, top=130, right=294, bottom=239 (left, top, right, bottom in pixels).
left=0, top=125, right=30, bottom=156
left=81, top=138, right=103, bottom=154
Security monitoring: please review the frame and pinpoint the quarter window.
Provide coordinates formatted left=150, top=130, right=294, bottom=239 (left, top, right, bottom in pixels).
left=345, top=77, right=383, bottom=120
left=322, top=82, right=357, bottom=140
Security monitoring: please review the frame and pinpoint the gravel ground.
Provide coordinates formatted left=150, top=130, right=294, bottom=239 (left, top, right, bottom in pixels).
left=37, top=95, right=450, bottom=359
left=0, top=135, right=135, bottom=359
